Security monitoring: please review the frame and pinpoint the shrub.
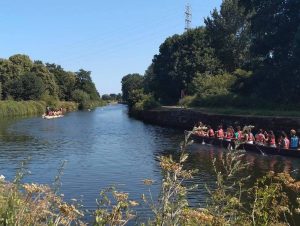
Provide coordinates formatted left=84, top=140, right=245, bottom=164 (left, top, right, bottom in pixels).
left=128, top=89, right=160, bottom=111
left=178, top=95, right=195, bottom=107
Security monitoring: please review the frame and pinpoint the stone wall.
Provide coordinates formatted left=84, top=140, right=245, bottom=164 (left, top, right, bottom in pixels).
left=131, top=107, right=300, bottom=132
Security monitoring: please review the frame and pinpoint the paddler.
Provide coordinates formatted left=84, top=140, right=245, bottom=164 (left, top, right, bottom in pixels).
left=207, top=125, right=215, bottom=137
left=234, top=126, right=243, bottom=141
left=255, top=129, right=265, bottom=146
left=216, top=125, right=224, bottom=139
left=279, top=131, right=290, bottom=149
left=245, top=129, right=255, bottom=144
left=290, top=129, right=299, bottom=149
left=225, top=126, right=234, bottom=141
left=266, top=130, right=276, bottom=148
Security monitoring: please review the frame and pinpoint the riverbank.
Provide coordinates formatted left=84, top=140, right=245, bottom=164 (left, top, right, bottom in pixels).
left=130, top=106, right=300, bottom=131
left=0, top=100, right=78, bottom=118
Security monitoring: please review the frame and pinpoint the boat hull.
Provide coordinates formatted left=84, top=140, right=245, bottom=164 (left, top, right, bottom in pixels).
left=42, top=115, right=64, bottom=120
left=190, top=134, right=235, bottom=149
left=191, top=134, right=300, bottom=158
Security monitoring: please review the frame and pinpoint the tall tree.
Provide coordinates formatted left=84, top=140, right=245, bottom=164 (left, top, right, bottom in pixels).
left=31, top=62, right=59, bottom=98
left=46, top=63, right=76, bottom=100
left=10, top=73, right=45, bottom=100
left=239, top=0, right=300, bottom=102
left=205, top=0, right=250, bottom=72
left=148, top=28, right=222, bottom=104
left=75, top=69, right=100, bottom=100
left=121, top=73, right=144, bottom=102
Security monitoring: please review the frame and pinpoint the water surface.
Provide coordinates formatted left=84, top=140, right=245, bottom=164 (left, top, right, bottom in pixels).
left=1, top=104, right=300, bottom=222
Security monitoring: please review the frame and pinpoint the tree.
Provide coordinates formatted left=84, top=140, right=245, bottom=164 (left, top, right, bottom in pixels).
left=46, top=63, right=76, bottom=100
left=238, top=0, right=300, bottom=102
left=121, top=73, right=144, bottom=102
left=71, top=89, right=90, bottom=103
left=148, top=28, right=222, bottom=104
left=75, top=69, right=100, bottom=100
left=10, top=73, right=45, bottom=100
left=205, top=0, right=251, bottom=72
left=0, top=56, right=32, bottom=99
left=31, top=62, right=59, bottom=98
left=9, top=54, right=33, bottom=72
left=0, top=82, right=2, bottom=100
left=101, top=94, right=111, bottom=101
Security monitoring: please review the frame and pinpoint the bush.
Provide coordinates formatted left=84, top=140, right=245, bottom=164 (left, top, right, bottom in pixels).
left=178, top=95, right=195, bottom=107
left=128, top=89, right=160, bottom=111
left=192, top=72, right=236, bottom=99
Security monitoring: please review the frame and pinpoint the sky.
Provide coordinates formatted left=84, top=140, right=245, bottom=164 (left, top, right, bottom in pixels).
left=0, top=0, right=222, bottom=94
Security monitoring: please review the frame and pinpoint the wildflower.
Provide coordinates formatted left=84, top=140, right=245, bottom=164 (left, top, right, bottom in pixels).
left=23, top=183, right=49, bottom=193
left=113, top=192, right=129, bottom=202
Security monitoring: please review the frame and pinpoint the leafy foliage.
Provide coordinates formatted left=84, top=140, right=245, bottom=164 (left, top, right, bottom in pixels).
left=127, top=89, right=160, bottom=112
left=121, top=74, right=144, bottom=102
left=145, top=28, right=222, bottom=104
left=122, top=0, right=300, bottom=110
left=0, top=54, right=100, bottom=108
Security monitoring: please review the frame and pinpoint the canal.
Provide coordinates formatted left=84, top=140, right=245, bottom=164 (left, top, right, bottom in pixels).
left=1, top=104, right=300, bottom=222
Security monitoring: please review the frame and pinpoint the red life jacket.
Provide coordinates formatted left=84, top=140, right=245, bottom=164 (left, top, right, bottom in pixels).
left=256, top=133, right=264, bottom=143
left=248, top=133, right=254, bottom=141
left=269, top=135, right=276, bottom=145
left=238, top=131, right=243, bottom=140
left=217, top=129, right=224, bottom=138
left=225, top=131, right=233, bottom=139
left=284, top=138, right=290, bottom=149
left=208, top=129, right=214, bottom=137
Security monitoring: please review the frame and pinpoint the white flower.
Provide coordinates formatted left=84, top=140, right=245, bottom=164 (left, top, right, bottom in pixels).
left=0, top=175, right=5, bottom=181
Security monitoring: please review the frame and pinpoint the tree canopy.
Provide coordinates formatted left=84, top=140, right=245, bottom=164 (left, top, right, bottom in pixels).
left=121, top=74, right=144, bottom=102
left=121, top=0, right=300, bottom=110
left=0, top=54, right=100, bottom=104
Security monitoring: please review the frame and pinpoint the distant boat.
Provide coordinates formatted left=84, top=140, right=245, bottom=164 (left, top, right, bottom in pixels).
left=42, top=114, right=64, bottom=120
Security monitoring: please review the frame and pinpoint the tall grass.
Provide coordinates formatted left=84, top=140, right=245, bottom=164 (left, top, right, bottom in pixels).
left=0, top=101, right=46, bottom=118
left=0, top=100, right=79, bottom=118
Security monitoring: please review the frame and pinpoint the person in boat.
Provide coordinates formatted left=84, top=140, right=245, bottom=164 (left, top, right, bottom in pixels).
left=194, top=121, right=206, bottom=136
left=290, top=129, right=299, bottom=150
left=216, top=125, right=224, bottom=139
left=266, top=130, right=276, bottom=148
left=225, top=126, right=234, bottom=141
left=244, top=129, right=255, bottom=144
left=46, top=106, right=50, bottom=115
left=279, top=131, right=290, bottom=149
left=234, top=126, right=243, bottom=141
left=255, top=129, right=266, bottom=146
left=207, top=125, right=215, bottom=138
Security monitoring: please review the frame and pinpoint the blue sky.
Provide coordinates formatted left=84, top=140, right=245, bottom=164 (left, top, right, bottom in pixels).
left=0, top=0, right=222, bottom=94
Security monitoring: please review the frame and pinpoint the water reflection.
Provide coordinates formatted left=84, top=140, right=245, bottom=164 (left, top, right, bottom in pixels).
left=0, top=117, right=35, bottom=143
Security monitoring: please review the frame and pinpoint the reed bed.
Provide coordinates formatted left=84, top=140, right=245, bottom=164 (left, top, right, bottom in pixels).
left=0, top=100, right=79, bottom=118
